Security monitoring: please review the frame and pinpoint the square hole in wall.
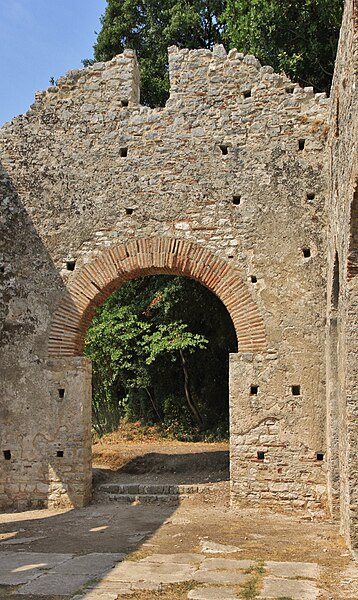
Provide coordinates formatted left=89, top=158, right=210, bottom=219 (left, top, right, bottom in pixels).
left=306, top=192, right=315, bottom=201
left=251, top=275, right=257, bottom=283
left=286, top=86, right=294, bottom=94
left=292, top=385, right=301, bottom=395
left=257, top=451, right=265, bottom=460
left=302, top=248, right=311, bottom=258
left=66, top=260, right=76, bottom=271
left=120, top=147, right=128, bottom=157
left=58, top=388, right=65, bottom=399
left=219, top=144, right=228, bottom=155
left=250, top=385, right=259, bottom=395
left=298, top=139, right=305, bottom=150
left=121, top=99, right=129, bottom=107
left=3, top=450, right=11, bottom=460
left=57, top=450, right=64, bottom=458
left=316, top=452, right=324, bottom=461
left=125, top=208, right=134, bottom=215
left=232, top=195, right=241, bottom=205
left=243, top=89, right=251, bottom=98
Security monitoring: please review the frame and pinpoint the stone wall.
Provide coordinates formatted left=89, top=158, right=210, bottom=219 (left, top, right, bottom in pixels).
left=0, top=37, right=330, bottom=516
left=0, top=164, right=92, bottom=509
left=326, top=0, right=358, bottom=553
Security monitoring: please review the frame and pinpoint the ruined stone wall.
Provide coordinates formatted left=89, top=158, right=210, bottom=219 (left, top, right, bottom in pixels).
left=0, top=44, right=329, bottom=512
left=327, top=0, right=358, bottom=552
left=0, top=164, right=92, bottom=509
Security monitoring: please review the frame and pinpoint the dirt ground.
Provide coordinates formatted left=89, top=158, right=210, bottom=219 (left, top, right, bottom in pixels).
left=92, top=435, right=357, bottom=593
left=0, top=437, right=356, bottom=599
left=92, top=434, right=230, bottom=487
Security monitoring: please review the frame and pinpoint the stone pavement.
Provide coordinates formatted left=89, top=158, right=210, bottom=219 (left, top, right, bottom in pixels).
left=0, top=502, right=357, bottom=599
left=0, top=549, right=326, bottom=599
left=70, top=554, right=322, bottom=600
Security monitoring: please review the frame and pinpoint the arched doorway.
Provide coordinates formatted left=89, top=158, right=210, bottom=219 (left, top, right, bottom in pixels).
left=48, top=238, right=267, bottom=356
left=86, top=274, right=238, bottom=438
left=87, top=274, right=239, bottom=499
left=47, top=237, right=267, bottom=506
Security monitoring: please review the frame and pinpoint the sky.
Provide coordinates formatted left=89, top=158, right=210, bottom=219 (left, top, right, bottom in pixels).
left=0, top=0, right=107, bottom=127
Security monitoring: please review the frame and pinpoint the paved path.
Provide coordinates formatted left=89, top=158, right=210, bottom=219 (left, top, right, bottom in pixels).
left=0, top=550, right=325, bottom=599
left=2, top=547, right=357, bottom=599
left=0, top=501, right=356, bottom=599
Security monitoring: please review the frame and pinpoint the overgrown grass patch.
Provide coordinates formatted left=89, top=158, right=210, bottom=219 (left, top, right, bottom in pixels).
left=115, top=580, right=196, bottom=599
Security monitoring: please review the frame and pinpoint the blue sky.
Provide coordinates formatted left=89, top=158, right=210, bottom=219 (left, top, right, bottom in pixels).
left=0, top=0, right=107, bottom=126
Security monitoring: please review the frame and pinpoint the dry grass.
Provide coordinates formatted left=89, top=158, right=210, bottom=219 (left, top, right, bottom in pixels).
left=92, top=423, right=228, bottom=470
left=115, top=581, right=196, bottom=599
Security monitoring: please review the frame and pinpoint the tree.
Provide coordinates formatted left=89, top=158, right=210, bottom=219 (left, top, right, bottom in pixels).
left=91, top=0, right=342, bottom=104
left=223, top=0, right=343, bottom=93
left=93, top=0, right=226, bottom=106
left=84, top=275, right=237, bottom=437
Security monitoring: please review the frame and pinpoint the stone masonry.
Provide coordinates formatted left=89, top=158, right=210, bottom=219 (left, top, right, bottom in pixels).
left=326, top=0, right=358, bottom=551
left=0, top=0, right=356, bottom=554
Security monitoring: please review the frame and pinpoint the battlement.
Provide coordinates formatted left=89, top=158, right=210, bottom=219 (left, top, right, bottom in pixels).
left=2, top=45, right=330, bottom=131
left=30, top=49, right=140, bottom=114
left=168, top=44, right=328, bottom=108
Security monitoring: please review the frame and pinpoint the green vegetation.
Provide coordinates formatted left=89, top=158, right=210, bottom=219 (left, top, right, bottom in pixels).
left=241, top=560, right=265, bottom=598
left=245, top=560, right=265, bottom=575
left=241, top=576, right=260, bottom=599
left=224, top=0, right=343, bottom=94
left=93, top=0, right=226, bottom=106
left=84, top=276, right=237, bottom=437
left=90, top=0, right=343, bottom=105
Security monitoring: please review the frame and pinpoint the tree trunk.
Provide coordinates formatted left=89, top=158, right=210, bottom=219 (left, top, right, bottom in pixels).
left=145, top=387, right=162, bottom=421
left=179, top=349, right=204, bottom=427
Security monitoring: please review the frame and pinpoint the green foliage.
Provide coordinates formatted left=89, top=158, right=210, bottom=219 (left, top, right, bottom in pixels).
left=93, top=0, right=226, bottom=106
left=223, top=0, right=343, bottom=93
left=85, top=304, right=151, bottom=434
left=241, top=575, right=260, bottom=599
left=81, top=58, right=95, bottom=68
left=84, top=276, right=237, bottom=436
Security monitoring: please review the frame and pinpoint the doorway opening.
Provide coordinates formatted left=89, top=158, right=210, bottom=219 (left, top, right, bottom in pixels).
left=84, top=275, right=238, bottom=499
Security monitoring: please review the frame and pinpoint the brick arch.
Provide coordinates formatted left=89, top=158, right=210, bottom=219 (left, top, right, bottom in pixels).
left=48, top=238, right=267, bottom=356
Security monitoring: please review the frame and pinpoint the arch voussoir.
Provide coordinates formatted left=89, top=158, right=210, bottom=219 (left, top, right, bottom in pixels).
left=48, top=237, right=267, bottom=356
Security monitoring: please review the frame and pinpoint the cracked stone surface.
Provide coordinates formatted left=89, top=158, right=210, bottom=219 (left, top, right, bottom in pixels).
left=0, top=502, right=356, bottom=599
left=18, top=573, right=93, bottom=596
left=141, top=553, right=203, bottom=565
left=335, top=562, right=358, bottom=598
left=102, top=560, right=198, bottom=584
left=258, top=576, right=319, bottom=600
left=0, top=551, right=73, bottom=585
left=192, top=569, right=249, bottom=584
left=266, top=560, right=320, bottom=579
left=187, top=587, right=240, bottom=599
left=199, top=558, right=254, bottom=570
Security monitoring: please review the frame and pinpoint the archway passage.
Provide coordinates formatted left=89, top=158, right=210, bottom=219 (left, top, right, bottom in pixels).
left=89, top=274, right=237, bottom=498
left=48, top=238, right=267, bottom=357
left=86, top=274, right=238, bottom=438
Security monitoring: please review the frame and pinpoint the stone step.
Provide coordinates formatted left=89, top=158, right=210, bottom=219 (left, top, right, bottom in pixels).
left=94, top=482, right=228, bottom=504
left=97, top=493, right=183, bottom=504
left=97, top=483, right=217, bottom=495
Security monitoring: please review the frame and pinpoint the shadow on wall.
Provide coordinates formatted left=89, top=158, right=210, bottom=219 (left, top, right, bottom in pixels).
left=0, top=160, right=89, bottom=511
